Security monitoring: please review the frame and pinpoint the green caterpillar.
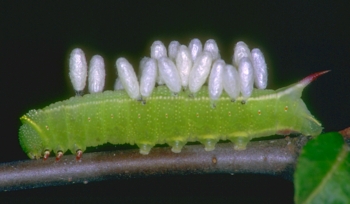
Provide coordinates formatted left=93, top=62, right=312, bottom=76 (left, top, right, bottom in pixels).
left=19, top=39, right=327, bottom=160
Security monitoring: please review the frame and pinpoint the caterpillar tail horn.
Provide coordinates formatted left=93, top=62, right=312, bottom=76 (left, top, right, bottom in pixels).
left=276, top=70, right=330, bottom=99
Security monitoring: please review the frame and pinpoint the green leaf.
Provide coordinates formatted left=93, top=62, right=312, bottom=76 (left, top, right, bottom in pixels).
left=294, top=132, right=350, bottom=204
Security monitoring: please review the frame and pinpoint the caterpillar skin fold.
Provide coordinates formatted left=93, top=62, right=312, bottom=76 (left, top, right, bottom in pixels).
left=19, top=39, right=327, bottom=160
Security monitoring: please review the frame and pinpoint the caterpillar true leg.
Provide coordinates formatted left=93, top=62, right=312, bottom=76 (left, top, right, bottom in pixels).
left=43, top=150, right=50, bottom=161
left=56, top=151, right=63, bottom=161
left=76, top=150, right=83, bottom=160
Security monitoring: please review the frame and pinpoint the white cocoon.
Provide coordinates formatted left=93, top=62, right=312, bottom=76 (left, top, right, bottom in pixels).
left=140, top=57, right=157, bottom=97
left=151, top=41, right=167, bottom=59
left=175, top=45, right=192, bottom=88
left=233, top=41, right=251, bottom=67
left=208, top=59, right=225, bottom=100
left=188, top=51, right=213, bottom=93
left=204, top=39, right=220, bottom=61
left=138, top=58, right=147, bottom=80
left=115, top=58, right=140, bottom=100
left=251, top=48, right=267, bottom=89
left=223, top=64, right=240, bottom=100
left=156, top=73, right=165, bottom=85
left=88, top=55, right=105, bottom=93
left=238, top=57, right=254, bottom=100
left=114, top=78, right=124, bottom=90
left=69, top=48, right=87, bottom=92
left=168, top=41, right=180, bottom=61
left=188, top=38, right=202, bottom=61
left=158, top=57, right=182, bottom=93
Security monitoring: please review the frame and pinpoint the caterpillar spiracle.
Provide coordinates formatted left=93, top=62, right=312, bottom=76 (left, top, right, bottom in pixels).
left=19, top=39, right=328, bottom=160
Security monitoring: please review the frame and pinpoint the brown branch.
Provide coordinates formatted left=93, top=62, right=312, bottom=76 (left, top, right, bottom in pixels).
left=339, top=126, right=350, bottom=139
left=0, top=136, right=309, bottom=191
left=339, top=127, right=350, bottom=149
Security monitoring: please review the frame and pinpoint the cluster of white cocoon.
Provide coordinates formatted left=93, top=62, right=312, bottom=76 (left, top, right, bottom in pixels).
left=69, top=48, right=105, bottom=95
left=69, top=39, right=267, bottom=101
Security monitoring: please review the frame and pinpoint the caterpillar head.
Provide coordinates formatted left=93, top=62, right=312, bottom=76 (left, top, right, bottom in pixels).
left=19, top=116, right=45, bottom=159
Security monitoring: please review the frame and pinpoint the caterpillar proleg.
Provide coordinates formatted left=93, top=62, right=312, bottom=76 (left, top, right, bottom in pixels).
left=19, top=38, right=327, bottom=160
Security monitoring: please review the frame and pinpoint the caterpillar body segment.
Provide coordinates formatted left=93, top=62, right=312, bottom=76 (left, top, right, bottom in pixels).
left=19, top=71, right=325, bottom=159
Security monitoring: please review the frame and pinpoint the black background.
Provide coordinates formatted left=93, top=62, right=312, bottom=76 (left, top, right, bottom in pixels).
left=1, top=1, right=350, bottom=203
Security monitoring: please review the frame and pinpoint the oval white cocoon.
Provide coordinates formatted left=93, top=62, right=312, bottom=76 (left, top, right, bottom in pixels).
left=156, top=73, right=165, bottom=85
left=140, top=57, right=157, bottom=97
left=188, top=51, right=213, bottom=93
left=168, top=41, right=180, bottom=61
left=238, top=57, right=254, bottom=100
left=151, top=41, right=167, bottom=60
left=175, top=45, right=193, bottom=88
left=69, top=48, right=87, bottom=92
left=158, top=57, right=182, bottom=93
left=204, top=39, right=220, bottom=61
left=251, top=48, right=268, bottom=89
left=88, top=55, right=105, bottom=93
left=223, top=64, right=240, bottom=100
left=114, top=77, right=124, bottom=90
left=233, top=41, right=251, bottom=67
left=115, top=58, right=140, bottom=100
left=188, top=38, right=202, bottom=61
left=208, top=59, right=225, bottom=100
